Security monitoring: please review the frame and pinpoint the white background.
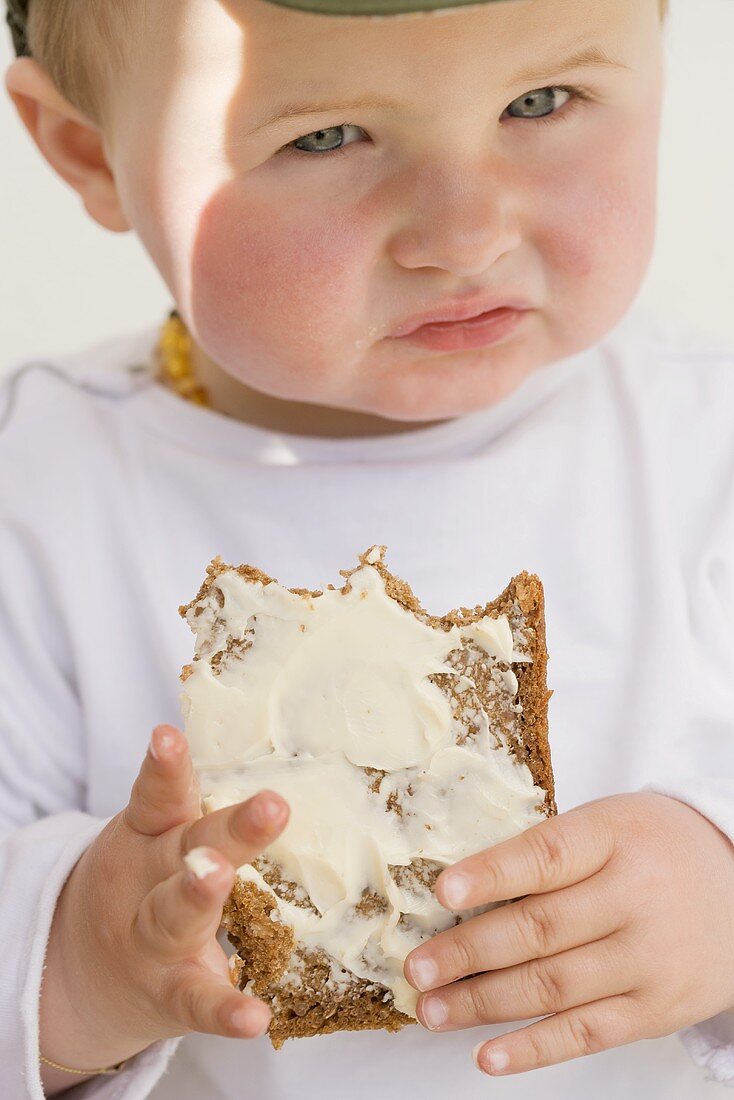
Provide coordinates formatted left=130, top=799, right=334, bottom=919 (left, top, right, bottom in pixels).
left=0, top=0, right=732, bottom=372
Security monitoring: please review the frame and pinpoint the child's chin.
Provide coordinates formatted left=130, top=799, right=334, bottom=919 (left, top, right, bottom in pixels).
left=358, top=354, right=539, bottom=424
left=361, top=379, right=528, bottom=424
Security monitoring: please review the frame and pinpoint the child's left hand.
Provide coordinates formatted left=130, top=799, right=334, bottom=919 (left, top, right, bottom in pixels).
left=403, top=792, right=734, bottom=1076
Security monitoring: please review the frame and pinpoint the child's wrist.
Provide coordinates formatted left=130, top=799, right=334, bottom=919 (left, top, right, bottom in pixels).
left=39, top=856, right=162, bottom=1076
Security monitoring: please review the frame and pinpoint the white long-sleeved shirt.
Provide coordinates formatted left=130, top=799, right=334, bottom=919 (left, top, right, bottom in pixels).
left=1, top=303, right=734, bottom=1100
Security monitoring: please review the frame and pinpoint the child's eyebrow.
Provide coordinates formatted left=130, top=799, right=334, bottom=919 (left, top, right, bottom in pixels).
left=245, top=44, right=629, bottom=137
left=514, top=44, right=631, bottom=87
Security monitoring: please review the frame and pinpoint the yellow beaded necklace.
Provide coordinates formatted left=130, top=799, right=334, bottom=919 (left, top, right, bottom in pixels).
left=155, top=310, right=212, bottom=408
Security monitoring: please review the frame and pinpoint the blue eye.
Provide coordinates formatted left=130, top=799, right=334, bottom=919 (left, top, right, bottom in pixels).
left=283, top=85, right=585, bottom=158
left=504, top=85, right=575, bottom=121
left=290, top=123, right=366, bottom=155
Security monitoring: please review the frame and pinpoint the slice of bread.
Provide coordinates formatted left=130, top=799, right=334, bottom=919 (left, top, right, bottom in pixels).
left=179, top=546, right=554, bottom=1049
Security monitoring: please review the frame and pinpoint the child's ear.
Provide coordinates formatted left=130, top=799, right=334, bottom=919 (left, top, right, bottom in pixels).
left=5, top=57, right=130, bottom=233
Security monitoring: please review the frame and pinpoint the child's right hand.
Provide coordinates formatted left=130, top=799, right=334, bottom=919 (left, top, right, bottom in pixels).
left=39, top=724, right=290, bottom=1081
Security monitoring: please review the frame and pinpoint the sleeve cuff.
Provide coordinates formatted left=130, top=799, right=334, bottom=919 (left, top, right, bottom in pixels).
left=678, top=1015, right=734, bottom=1088
left=60, top=1037, right=184, bottom=1100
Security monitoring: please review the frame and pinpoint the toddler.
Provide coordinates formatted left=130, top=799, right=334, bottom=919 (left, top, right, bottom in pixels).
left=2, top=0, right=734, bottom=1097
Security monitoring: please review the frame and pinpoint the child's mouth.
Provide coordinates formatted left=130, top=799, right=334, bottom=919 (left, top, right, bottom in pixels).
left=395, top=306, right=526, bottom=353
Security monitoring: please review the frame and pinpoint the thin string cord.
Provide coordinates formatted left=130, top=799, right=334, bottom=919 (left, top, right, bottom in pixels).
left=6, top=0, right=31, bottom=57
left=0, top=360, right=156, bottom=435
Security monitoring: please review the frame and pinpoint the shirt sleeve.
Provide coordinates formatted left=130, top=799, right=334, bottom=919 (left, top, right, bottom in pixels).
left=641, top=463, right=734, bottom=1087
left=0, top=521, right=181, bottom=1100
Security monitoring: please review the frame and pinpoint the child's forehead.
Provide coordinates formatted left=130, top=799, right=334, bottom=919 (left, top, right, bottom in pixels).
left=223, top=0, right=576, bottom=37
left=67, top=0, right=655, bottom=138
left=197, top=0, right=639, bottom=74
left=182, top=0, right=647, bottom=111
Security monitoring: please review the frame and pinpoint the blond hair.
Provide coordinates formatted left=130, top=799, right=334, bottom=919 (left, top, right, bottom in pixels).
left=26, top=0, right=670, bottom=125
left=26, top=2, right=135, bottom=121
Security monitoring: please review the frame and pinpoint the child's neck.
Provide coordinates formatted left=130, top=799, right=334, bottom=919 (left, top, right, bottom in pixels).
left=190, top=342, right=444, bottom=440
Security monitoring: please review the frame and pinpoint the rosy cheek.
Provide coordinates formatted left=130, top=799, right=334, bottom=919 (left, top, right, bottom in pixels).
left=531, top=115, right=658, bottom=343
left=188, top=180, right=369, bottom=393
left=538, top=159, right=646, bottom=277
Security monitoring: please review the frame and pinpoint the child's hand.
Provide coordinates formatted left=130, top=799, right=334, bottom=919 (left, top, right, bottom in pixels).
left=40, top=725, right=289, bottom=1077
left=403, top=792, right=734, bottom=1077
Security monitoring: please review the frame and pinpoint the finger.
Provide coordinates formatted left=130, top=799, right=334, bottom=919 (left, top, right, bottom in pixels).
left=167, top=969, right=272, bottom=1040
left=416, top=937, right=633, bottom=1032
left=135, top=847, right=235, bottom=961
left=182, top=790, right=289, bottom=870
left=405, top=875, right=620, bottom=991
left=472, top=994, right=640, bottom=1076
left=125, top=725, right=201, bottom=836
left=436, top=804, right=616, bottom=911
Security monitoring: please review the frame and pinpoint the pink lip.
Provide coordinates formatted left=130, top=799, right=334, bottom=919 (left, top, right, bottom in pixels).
left=395, top=306, right=528, bottom=352
left=392, top=294, right=532, bottom=338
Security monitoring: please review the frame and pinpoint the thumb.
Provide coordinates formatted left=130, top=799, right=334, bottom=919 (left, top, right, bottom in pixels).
left=125, top=725, right=201, bottom=836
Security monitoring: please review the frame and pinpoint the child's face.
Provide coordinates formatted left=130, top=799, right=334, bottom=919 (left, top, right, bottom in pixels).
left=106, top=0, right=663, bottom=421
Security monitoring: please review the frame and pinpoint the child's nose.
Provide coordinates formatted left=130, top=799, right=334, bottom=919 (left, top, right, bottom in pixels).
left=385, top=165, right=522, bottom=276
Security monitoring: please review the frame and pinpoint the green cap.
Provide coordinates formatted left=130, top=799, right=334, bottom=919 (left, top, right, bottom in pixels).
left=6, top=0, right=503, bottom=58
left=239, top=0, right=497, bottom=11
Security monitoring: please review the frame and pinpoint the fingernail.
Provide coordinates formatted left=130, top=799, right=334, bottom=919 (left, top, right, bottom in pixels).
left=232, top=1004, right=271, bottom=1037
left=184, top=847, right=219, bottom=880
left=488, top=1050, right=510, bottom=1074
left=407, top=955, right=438, bottom=992
left=253, top=793, right=285, bottom=827
left=150, top=726, right=176, bottom=761
left=420, top=995, right=448, bottom=1031
left=441, top=872, right=471, bottom=909
left=473, top=1044, right=510, bottom=1074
